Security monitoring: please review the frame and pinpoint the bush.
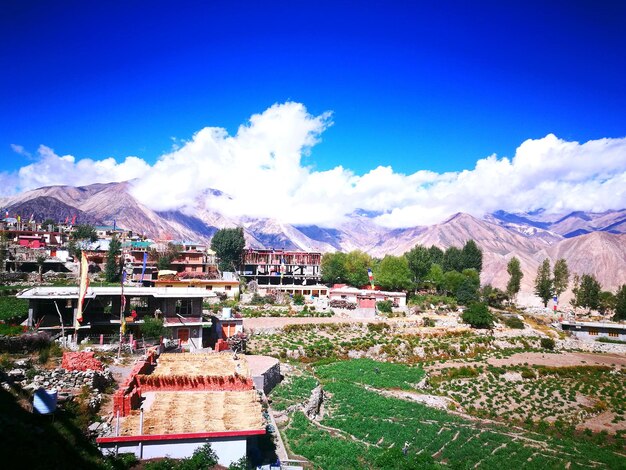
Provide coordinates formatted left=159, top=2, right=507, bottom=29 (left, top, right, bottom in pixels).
left=422, top=317, right=435, bottom=327
left=503, top=316, right=525, bottom=329
left=376, top=300, right=393, bottom=313
left=140, top=317, right=165, bottom=339
left=184, top=443, right=218, bottom=468
left=228, top=456, right=249, bottom=470
left=293, top=293, right=305, bottom=305
left=460, top=303, right=494, bottom=329
left=0, top=323, right=23, bottom=335
left=0, top=296, right=29, bottom=322
left=250, top=293, right=276, bottom=305
left=540, top=337, right=555, bottom=350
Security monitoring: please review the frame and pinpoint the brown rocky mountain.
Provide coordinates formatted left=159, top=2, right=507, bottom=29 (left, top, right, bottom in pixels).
left=2, top=182, right=625, bottom=305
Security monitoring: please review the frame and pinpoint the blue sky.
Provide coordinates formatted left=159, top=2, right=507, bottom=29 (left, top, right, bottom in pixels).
left=1, top=2, right=625, bottom=227
left=2, top=1, right=625, bottom=175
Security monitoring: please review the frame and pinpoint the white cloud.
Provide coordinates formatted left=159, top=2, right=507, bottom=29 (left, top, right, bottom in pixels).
left=4, top=102, right=626, bottom=228
left=1, top=144, right=151, bottom=196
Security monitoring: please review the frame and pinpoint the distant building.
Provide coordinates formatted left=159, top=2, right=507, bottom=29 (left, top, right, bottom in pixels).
left=560, top=320, right=626, bottom=341
left=18, top=286, right=215, bottom=351
left=241, top=249, right=321, bottom=285
left=329, top=284, right=407, bottom=309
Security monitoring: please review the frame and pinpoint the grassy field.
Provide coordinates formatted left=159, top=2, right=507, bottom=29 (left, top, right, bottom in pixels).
left=273, top=358, right=626, bottom=469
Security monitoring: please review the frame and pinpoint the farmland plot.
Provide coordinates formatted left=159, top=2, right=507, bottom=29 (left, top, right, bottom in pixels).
left=272, top=359, right=626, bottom=469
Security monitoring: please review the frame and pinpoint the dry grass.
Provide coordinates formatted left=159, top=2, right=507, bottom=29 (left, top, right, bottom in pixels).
left=153, top=352, right=251, bottom=378
left=121, top=390, right=263, bottom=435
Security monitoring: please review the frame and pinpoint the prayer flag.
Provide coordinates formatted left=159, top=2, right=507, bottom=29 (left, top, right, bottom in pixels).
left=367, top=267, right=374, bottom=288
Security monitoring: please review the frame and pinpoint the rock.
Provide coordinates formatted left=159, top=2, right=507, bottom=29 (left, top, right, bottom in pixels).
left=8, top=368, right=26, bottom=379
left=502, top=372, right=523, bottom=382
left=415, top=376, right=429, bottom=389
left=304, top=385, right=324, bottom=419
left=14, top=358, right=30, bottom=367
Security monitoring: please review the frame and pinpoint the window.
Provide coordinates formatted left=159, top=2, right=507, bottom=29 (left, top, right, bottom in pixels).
left=176, top=299, right=193, bottom=316
left=609, top=331, right=619, bottom=337
left=205, top=286, right=212, bottom=290
left=588, top=329, right=598, bottom=336
left=129, top=297, right=149, bottom=315
left=225, top=285, right=232, bottom=291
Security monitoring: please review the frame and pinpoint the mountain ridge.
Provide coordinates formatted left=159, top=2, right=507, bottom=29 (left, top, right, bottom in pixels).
left=2, top=182, right=625, bottom=305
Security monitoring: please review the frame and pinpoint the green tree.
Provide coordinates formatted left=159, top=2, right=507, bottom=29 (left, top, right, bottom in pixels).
left=598, top=291, right=616, bottom=316
left=506, top=257, right=523, bottom=301
left=66, top=239, right=81, bottom=259
left=149, top=243, right=182, bottom=270
left=461, top=239, right=483, bottom=273
left=481, top=284, right=508, bottom=308
left=427, top=245, right=444, bottom=266
left=105, top=236, right=122, bottom=282
left=456, top=268, right=480, bottom=305
left=456, top=276, right=480, bottom=305
left=424, top=263, right=444, bottom=293
left=461, top=302, right=495, bottom=329
left=572, top=274, right=602, bottom=311
left=321, top=252, right=348, bottom=284
left=71, top=224, right=98, bottom=242
left=140, top=317, right=165, bottom=339
left=210, top=227, right=246, bottom=272
left=552, top=258, right=570, bottom=299
left=534, top=258, right=553, bottom=307
left=405, top=245, right=432, bottom=285
left=41, top=218, right=56, bottom=230
left=442, top=270, right=465, bottom=297
left=614, top=284, right=626, bottom=321
left=374, top=255, right=413, bottom=291
left=344, top=250, right=372, bottom=287
left=442, top=246, right=463, bottom=273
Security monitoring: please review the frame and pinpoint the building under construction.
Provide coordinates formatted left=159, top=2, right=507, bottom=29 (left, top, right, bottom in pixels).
left=241, top=249, right=321, bottom=286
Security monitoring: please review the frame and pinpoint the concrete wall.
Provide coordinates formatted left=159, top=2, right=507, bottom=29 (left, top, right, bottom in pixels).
left=100, top=436, right=247, bottom=466
left=252, top=360, right=281, bottom=395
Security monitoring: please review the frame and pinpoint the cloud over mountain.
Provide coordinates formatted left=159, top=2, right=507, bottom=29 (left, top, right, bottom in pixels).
left=4, top=102, right=626, bottom=228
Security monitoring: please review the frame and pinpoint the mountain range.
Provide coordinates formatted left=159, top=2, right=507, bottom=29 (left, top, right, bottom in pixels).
left=2, top=182, right=625, bottom=306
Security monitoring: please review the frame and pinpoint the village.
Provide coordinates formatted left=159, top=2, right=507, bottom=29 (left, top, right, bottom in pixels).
left=0, top=218, right=625, bottom=469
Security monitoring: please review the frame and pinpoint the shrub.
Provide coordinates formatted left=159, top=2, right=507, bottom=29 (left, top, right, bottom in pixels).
left=0, top=323, right=23, bottom=335
left=540, top=337, right=555, bottom=350
left=461, top=303, right=494, bottom=329
left=376, top=300, right=393, bottom=313
left=0, top=296, right=29, bottom=322
left=293, top=293, right=305, bottom=305
left=140, top=317, right=165, bottom=339
left=422, top=317, right=435, bottom=327
left=228, top=457, right=249, bottom=470
left=185, top=443, right=218, bottom=468
left=503, top=316, right=525, bottom=329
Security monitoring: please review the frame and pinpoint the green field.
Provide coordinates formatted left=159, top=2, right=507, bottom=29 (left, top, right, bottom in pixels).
left=274, top=359, right=626, bottom=469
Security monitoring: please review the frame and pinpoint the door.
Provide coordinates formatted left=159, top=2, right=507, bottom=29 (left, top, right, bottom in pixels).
left=177, top=328, right=190, bottom=345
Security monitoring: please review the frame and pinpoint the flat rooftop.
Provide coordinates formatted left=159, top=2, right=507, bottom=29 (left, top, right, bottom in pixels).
left=120, top=390, right=263, bottom=436
left=17, top=286, right=215, bottom=299
left=152, top=353, right=250, bottom=378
